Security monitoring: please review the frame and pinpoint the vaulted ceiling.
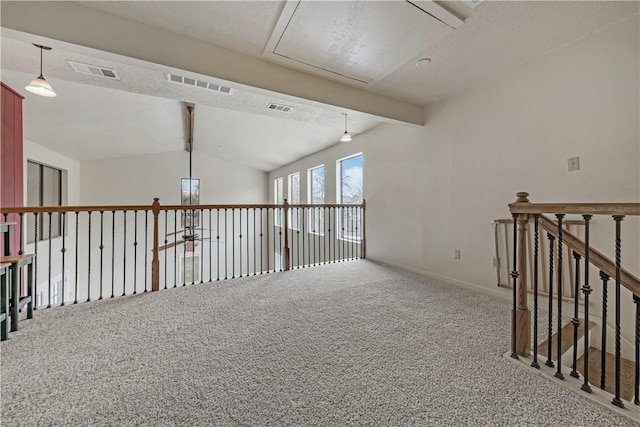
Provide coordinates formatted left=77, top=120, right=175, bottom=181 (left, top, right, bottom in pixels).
left=1, top=1, right=638, bottom=171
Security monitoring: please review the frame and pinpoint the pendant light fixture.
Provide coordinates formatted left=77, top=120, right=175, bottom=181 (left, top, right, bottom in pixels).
left=340, top=113, right=352, bottom=142
left=25, top=44, right=57, bottom=97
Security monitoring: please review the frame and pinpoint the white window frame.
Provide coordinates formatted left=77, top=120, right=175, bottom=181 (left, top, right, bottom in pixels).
left=307, top=165, right=325, bottom=236
left=287, top=172, right=300, bottom=230
left=274, top=177, right=284, bottom=227
left=336, top=153, right=363, bottom=242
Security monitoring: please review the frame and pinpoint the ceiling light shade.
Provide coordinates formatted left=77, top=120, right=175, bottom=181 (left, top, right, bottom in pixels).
left=340, top=131, right=352, bottom=142
left=25, top=44, right=56, bottom=97
left=340, top=113, right=352, bottom=142
left=25, top=75, right=56, bottom=97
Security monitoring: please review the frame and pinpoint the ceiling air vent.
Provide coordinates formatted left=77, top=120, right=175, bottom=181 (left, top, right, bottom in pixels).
left=166, top=73, right=232, bottom=94
left=266, top=102, right=293, bottom=113
left=68, top=61, right=120, bottom=80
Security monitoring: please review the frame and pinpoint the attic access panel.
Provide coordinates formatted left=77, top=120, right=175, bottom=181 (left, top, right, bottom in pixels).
left=263, top=0, right=463, bottom=86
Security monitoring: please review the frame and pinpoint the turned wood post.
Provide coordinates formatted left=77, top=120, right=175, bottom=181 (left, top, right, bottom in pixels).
left=151, top=198, right=160, bottom=291
left=283, top=199, right=290, bottom=271
left=513, top=192, right=531, bottom=356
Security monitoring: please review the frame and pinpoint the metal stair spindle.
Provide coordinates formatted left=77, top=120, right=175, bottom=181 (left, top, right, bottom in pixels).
left=634, top=293, right=640, bottom=405
left=570, top=250, right=582, bottom=379
left=555, top=214, right=565, bottom=380
left=612, top=215, right=624, bottom=408
left=600, top=271, right=610, bottom=390
left=86, top=213, right=91, bottom=302
left=99, top=211, right=105, bottom=300
left=74, top=212, right=79, bottom=304
left=531, top=214, right=540, bottom=369
left=510, top=213, right=519, bottom=360
left=546, top=233, right=555, bottom=368
left=111, top=211, right=115, bottom=298
left=133, top=211, right=138, bottom=294
left=47, top=212, right=52, bottom=308
left=580, top=215, right=592, bottom=393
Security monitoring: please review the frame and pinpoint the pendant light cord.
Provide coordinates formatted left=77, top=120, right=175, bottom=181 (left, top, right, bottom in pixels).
left=39, top=46, right=43, bottom=76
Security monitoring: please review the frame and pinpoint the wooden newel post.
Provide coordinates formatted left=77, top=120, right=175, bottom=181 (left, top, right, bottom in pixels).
left=283, top=199, right=290, bottom=271
left=513, top=192, right=531, bottom=356
left=361, top=199, right=366, bottom=259
left=151, top=198, right=160, bottom=292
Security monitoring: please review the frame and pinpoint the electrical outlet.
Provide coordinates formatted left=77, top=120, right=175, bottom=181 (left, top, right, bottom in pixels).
left=454, top=249, right=461, bottom=260
left=567, top=157, right=580, bottom=172
left=492, top=256, right=498, bottom=267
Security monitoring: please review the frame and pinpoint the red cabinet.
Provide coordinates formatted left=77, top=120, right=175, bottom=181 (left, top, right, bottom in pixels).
left=1, top=82, right=24, bottom=255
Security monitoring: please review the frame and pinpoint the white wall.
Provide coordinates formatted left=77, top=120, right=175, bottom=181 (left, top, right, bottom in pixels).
left=372, top=14, right=638, bottom=286
left=270, top=15, right=639, bottom=300
left=80, top=149, right=267, bottom=205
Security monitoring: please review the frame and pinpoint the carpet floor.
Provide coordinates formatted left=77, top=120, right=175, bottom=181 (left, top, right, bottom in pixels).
left=0, top=260, right=636, bottom=426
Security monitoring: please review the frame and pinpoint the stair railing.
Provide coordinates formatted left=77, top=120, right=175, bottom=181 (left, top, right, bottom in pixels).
left=492, top=217, right=585, bottom=301
left=508, top=192, right=640, bottom=408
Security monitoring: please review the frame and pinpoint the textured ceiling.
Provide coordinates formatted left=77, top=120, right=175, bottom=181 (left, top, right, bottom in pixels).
left=78, top=0, right=640, bottom=105
left=262, top=0, right=460, bottom=85
left=1, top=0, right=638, bottom=171
left=2, top=69, right=360, bottom=171
left=373, top=0, right=640, bottom=104
left=1, top=38, right=382, bottom=170
left=79, top=1, right=286, bottom=57
left=0, top=37, right=378, bottom=132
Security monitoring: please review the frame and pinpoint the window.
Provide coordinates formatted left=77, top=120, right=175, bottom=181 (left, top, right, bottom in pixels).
left=308, top=165, right=325, bottom=235
left=27, top=161, right=67, bottom=243
left=288, top=172, right=300, bottom=229
left=274, top=177, right=283, bottom=226
left=337, top=154, right=363, bottom=240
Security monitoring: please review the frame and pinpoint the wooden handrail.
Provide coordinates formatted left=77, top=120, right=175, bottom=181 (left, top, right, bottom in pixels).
left=539, top=215, right=640, bottom=297
left=160, top=203, right=365, bottom=210
left=0, top=205, right=152, bottom=214
left=0, top=202, right=366, bottom=214
left=492, top=218, right=585, bottom=226
left=509, top=202, right=639, bottom=216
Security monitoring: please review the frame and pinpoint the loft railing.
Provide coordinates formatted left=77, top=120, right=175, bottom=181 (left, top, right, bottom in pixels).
left=0, top=199, right=365, bottom=308
left=508, top=192, right=640, bottom=410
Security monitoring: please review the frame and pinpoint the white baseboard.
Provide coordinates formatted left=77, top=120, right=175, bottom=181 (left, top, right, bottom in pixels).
left=366, top=257, right=511, bottom=302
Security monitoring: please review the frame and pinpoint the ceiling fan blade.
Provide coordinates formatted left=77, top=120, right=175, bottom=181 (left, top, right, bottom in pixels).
left=158, top=241, right=185, bottom=251
left=166, top=227, right=215, bottom=237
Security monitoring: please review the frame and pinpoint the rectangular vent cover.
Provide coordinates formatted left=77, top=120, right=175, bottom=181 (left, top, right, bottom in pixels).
left=166, top=73, right=232, bottom=94
left=266, top=103, right=293, bottom=113
left=68, top=61, right=120, bottom=80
